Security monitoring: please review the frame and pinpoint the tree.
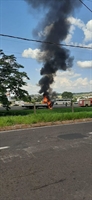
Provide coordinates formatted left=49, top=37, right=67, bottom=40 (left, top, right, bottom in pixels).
left=0, top=50, right=30, bottom=110
left=62, top=91, right=73, bottom=99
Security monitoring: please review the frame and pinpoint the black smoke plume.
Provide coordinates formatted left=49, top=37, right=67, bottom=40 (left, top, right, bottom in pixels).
left=24, top=0, right=82, bottom=94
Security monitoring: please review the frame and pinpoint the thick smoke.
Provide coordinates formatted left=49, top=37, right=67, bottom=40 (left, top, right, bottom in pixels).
left=25, top=0, right=82, bottom=94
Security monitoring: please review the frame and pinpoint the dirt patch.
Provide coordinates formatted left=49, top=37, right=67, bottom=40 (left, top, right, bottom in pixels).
left=0, top=118, right=92, bottom=131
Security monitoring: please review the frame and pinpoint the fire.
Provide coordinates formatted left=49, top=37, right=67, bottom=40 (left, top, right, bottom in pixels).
left=43, top=94, right=52, bottom=109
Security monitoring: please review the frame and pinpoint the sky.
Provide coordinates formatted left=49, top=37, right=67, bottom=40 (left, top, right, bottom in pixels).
left=0, top=0, right=92, bottom=95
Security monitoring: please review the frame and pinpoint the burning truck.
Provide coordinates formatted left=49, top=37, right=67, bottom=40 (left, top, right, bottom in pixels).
left=22, top=93, right=54, bottom=109
left=43, top=93, right=53, bottom=109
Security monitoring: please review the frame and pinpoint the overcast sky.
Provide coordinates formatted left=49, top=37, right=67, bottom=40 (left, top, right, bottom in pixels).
left=0, top=0, right=92, bottom=94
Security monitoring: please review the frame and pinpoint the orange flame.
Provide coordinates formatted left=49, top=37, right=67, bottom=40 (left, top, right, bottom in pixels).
left=43, top=95, right=52, bottom=109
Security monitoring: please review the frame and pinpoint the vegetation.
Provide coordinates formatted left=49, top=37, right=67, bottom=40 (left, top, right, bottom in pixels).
left=0, top=50, right=30, bottom=110
left=62, top=91, right=73, bottom=99
left=0, top=107, right=92, bottom=128
left=0, top=107, right=92, bottom=116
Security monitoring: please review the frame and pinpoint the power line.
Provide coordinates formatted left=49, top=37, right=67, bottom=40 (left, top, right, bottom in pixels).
left=79, top=0, right=92, bottom=12
left=0, top=34, right=92, bottom=50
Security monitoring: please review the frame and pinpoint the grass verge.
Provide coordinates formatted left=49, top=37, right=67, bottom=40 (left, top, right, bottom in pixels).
left=0, top=111, right=92, bottom=129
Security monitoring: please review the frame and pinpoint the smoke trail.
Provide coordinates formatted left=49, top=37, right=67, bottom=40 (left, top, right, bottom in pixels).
left=24, top=0, right=82, bottom=94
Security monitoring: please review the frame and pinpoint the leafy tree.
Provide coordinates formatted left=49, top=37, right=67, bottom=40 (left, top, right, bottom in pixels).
left=62, top=91, right=73, bottom=99
left=22, top=95, right=31, bottom=102
left=0, top=94, right=11, bottom=110
left=0, top=50, right=30, bottom=110
left=36, top=95, right=43, bottom=102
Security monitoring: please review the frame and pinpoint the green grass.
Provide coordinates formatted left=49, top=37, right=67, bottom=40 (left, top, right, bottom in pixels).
left=0, top=106, right=92, bottom=116
left=0, top=109, right=92, bottom=128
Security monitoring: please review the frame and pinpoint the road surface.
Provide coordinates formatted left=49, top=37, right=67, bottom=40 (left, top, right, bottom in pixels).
left=0, top=103, right=78, bottom=111
left=0, top=122, right=92, bottom=200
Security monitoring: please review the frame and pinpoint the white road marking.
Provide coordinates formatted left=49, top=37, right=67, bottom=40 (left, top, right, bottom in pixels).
left=0, top=146, right=10, bottom=150
left=89, top=132, right=92, bottom=135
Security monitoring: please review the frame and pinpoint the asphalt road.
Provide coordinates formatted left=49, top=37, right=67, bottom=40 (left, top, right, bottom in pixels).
left=0, top=103, right=78, bottom=111
left=0, top=122, right=92, bottom=200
